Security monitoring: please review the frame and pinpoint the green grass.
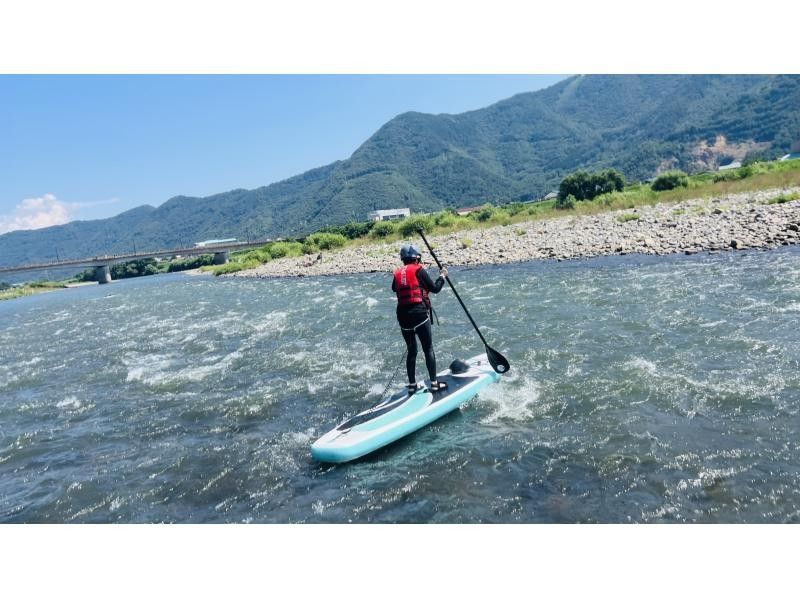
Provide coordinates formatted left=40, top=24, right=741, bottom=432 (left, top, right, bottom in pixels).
left=765, top=191, right=800, bottom=205
left=0, top=280, right=68, bottom=301
left=617, top=213, right=640, bottom=223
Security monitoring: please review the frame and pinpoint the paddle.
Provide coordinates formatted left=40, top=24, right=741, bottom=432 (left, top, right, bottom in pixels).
left=418, top=229, right=510, bottom=374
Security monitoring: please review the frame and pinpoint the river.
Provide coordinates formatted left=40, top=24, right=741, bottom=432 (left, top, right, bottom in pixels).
left=1, top=247, right=799, bottom=523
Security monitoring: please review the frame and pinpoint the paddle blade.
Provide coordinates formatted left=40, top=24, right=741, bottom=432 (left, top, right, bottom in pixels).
left=485, top=344, right=510, bottom=374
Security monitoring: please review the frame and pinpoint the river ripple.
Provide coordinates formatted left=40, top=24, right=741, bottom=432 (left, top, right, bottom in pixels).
left=1, top=247, right=799, bottom=522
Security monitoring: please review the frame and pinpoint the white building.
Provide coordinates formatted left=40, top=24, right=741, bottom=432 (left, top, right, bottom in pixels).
left=718, top=161, right=742, bottom=171
left=369, top=208, right=411, bottom=221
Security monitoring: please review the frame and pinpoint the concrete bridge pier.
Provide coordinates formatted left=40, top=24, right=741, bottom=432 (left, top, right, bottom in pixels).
left=213, top=251, right=229, bottom=265
left=95, top=264, right=112, bottom=284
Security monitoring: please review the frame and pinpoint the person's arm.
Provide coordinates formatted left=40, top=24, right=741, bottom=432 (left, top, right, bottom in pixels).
left=419, top=267, right=447, bottom=293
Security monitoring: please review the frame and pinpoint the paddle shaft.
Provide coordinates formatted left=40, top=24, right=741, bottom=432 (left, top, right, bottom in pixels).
left=418, top=231, right=490, bottom=348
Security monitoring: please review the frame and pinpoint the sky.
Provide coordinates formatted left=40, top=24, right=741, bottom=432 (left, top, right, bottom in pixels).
left=0, top=75, right=567, bottom=234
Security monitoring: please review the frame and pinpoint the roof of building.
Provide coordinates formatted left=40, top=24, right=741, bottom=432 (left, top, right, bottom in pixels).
left=718, top=161, right=743, bottom=171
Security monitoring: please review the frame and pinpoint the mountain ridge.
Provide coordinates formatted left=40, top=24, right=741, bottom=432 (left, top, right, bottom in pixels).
left=2, top=74, right=799, bottom=268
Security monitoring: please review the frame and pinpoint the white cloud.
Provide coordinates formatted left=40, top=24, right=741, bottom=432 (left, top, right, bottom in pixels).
left=0, top=194, right=120, bottom=234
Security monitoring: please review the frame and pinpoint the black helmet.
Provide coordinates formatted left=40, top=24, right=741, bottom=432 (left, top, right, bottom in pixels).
left=400, top=244, right=422, bottom=262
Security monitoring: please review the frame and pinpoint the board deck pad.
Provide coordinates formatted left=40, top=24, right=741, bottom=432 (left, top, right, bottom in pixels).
left=311, top=355, right=501, bottom=463
left=335, top=375, right=479, bottom=433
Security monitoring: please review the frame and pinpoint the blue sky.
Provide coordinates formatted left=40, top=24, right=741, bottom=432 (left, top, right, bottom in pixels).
left=0, top=75, right=567, bottom=234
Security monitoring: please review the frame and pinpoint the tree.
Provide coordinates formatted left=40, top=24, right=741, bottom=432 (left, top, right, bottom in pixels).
left=555, top=194, right=577, bottom=210
left=651, top=170, right=689, bottom=191
left=558, top=169, right=625, bottom=201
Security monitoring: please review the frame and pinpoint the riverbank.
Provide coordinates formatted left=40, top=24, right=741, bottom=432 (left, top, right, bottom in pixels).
left=228, top=186, right=800, bottom=279
left=0, top=280, right=101, bottom=301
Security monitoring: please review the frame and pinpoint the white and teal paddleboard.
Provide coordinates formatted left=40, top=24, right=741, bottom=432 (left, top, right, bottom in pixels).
left=311, top=354, right=501, bottom=463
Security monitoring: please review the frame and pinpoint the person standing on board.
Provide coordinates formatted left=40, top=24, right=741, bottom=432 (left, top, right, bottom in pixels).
left=392, top=244, right=449, bottom=394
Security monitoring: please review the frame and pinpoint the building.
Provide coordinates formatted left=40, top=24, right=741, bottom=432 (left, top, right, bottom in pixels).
left=718, top=161, right=742, bottom=171
left=369, top=208, right=410, bottom=221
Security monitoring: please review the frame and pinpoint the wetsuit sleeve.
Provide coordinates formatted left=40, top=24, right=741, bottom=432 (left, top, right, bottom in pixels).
left=391, top=276, right=396, bottom=293
left=419, top=268, right=445, bottom=293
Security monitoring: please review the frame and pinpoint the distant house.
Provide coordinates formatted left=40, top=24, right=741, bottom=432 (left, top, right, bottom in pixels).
left=369, top=208, right=410, bottom=221
left=718, top=161, right=742, bottom=171
left=456, top=206, right=483, bottom=216
left=543, top=191, right=559, bottom=201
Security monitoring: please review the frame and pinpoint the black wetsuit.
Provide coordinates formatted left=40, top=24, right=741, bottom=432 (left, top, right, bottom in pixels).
left=392, top=265, right=446, bottom=384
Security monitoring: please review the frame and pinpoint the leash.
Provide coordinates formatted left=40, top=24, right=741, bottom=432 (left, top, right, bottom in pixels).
left=377, top=348, right=407, bottom=404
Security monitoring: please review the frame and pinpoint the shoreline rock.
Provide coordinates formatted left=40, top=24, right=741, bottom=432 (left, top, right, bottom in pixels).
left=227, top=187, right=800, bottom=279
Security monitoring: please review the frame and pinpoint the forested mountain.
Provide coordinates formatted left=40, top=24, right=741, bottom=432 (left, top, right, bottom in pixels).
left=2, top=74, right=799, bottom=267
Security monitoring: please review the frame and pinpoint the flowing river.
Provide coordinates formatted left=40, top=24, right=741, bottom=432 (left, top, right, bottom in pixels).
left=2, top=247, right=799, bottom=523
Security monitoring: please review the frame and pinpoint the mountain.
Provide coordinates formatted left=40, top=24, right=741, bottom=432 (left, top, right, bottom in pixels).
left=2, top=74, right=800, bottom=268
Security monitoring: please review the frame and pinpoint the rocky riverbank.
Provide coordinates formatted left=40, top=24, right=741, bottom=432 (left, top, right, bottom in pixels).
left=228, top=187, right=800, bottom=279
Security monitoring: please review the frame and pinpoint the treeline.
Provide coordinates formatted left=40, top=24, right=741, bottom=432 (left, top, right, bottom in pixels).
left=553, top=157, right=800, bottom=210
left=75, top=254, right=215, bottom=282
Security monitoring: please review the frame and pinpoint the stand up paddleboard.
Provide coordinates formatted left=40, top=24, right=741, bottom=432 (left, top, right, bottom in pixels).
left=311, top=354, right=501, bottom=463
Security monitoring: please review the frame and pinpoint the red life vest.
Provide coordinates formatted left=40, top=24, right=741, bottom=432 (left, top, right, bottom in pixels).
left=393, top=263, right=430, bottom=307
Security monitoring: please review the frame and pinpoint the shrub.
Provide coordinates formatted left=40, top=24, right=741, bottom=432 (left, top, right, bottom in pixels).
left=319, top=221, right=375, bottom=239
left=713, top=164, right=754, bottom=183
left=208, top=259, right=261, bottom=275
left=304, top=232, right=347, bottom=250
left=470, top=204, right=496, bottom=222
left=502, top=202, right=527, bottom=217
left=489, top=211, right=511, bottom=226
left=370, top=221, right=396, bottom=238
left=397, top=214, right=435, bottom=237
left=766, top=192, right=800, bottom=204
left=617, top=213, right=640, bottom=223
left=267, top=241, right=304, bottom=259
left=252, top=249, right=272, bottom=262
left=461, top=238, right=473, bottom=249
left=555, top=194, right=576, bottom=210
left=434, top=211, right=458, bottom=228
left=651, top=170, right=689, bottom=191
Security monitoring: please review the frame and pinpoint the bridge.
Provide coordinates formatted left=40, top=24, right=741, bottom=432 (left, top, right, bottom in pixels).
left=0, top=239, right=271, bottom=283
